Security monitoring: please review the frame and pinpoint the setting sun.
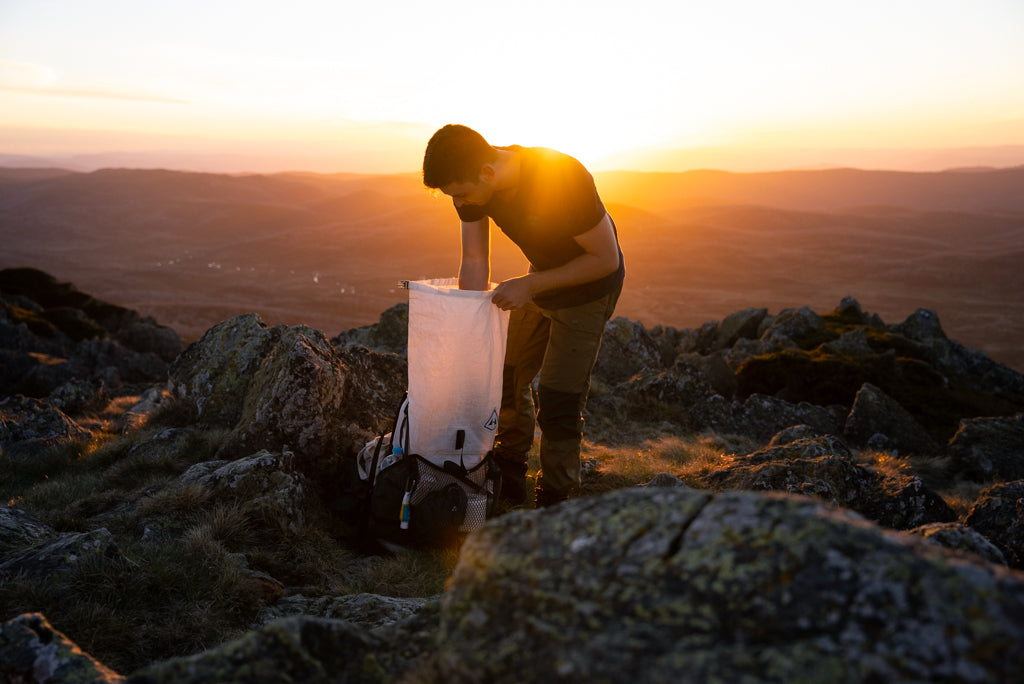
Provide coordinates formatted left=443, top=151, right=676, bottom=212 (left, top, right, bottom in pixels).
left=0, top=0, right=1022, bottom=173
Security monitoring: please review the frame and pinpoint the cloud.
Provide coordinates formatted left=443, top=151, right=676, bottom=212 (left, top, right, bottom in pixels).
left=0, top=84, right=189, bottom=104
left=0, top=59, right=187, bottom=104
left=0, top=60, right=56, bottom=88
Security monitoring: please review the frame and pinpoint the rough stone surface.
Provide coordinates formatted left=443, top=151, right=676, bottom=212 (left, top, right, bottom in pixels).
left=0, top=394, right=93, bottom=457
left=949, top=414, right=1024, bottom=482
left=187, top=450, right=308, bottom=534
left=964, top=481, right=1024, bottom=569
left=843, top=383, right=940, bottom=455
left=253, top=593, right=433, bottom=630
left=0, top=613, right=124, bottom=683
left=593, top=316, right=665, bottom=386
left=330, top=302, right=408, bottom=356
left=701, top=435, right=956, bottom=530
left=713, top=307, right=767, bottom=351
left=439, top=487, right=1024, bottom=683
left=170, top=315, right=405, bottom=463
left=0, top=528, right=130, bottom=580
left=0, top=504, right=55, bottom=554
left=126, top=616, right=399, bottom=684
left=908, top=522, right=1008, bottom=566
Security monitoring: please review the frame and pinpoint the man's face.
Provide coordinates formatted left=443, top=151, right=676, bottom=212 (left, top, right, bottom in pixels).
left=441, top=170, right=495, bottom=208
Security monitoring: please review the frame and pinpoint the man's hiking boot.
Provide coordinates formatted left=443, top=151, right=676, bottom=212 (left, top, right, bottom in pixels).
left=534, top=486, right=570, bottom=508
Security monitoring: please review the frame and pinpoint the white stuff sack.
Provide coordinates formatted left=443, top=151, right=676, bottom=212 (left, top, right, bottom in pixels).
left=406, top=278, right=509, bottom=469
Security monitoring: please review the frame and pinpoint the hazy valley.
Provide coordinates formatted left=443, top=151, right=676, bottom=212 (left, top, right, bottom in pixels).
left=1, top=164, right=1022, bottom=371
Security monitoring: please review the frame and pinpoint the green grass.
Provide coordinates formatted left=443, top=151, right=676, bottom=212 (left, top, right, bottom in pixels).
left=2, top=393, right=460, bottom=675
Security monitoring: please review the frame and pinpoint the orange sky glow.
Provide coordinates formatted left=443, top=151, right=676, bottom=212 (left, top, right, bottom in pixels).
left=1, top=0, right=1023, bottom=174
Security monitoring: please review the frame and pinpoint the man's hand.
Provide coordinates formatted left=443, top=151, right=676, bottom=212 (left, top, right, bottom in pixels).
left=491, top=275, right=535, bottom=311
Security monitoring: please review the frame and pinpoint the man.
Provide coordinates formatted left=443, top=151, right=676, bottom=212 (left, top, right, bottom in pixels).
left=422, top=124, right=625, bottom=507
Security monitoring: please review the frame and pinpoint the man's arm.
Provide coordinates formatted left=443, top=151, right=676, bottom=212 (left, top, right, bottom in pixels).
left=458, top=217, right=491, bottom=291
left=491, top=212, right=620, bottom=310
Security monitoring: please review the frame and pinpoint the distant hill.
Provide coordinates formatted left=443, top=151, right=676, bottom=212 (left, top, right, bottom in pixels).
left=1, top=165, right=1022, bottom=371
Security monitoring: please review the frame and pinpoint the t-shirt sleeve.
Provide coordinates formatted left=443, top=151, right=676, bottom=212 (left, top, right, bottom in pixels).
left=564, top=161, right=606, bottom=235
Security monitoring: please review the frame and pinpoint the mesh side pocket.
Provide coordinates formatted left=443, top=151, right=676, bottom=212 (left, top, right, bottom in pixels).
left=411, top=455, right=497, bottom=532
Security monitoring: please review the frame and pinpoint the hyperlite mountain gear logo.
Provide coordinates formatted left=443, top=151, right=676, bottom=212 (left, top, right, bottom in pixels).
left=484, top=409, right=499, bottom=431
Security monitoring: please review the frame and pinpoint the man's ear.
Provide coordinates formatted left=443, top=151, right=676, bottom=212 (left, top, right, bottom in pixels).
left=478, top=164, right=496, bottom=184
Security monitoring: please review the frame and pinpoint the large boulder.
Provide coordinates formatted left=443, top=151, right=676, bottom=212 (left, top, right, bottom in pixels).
left=948, top=414, right=1024, bottom=482
left=0, top=613, right=124, bottom=683
left=593, top=316, right=665, bottom=386
left=169, top=314, right=406, bottom=468
left=438, top=487, right=1024, bottom=682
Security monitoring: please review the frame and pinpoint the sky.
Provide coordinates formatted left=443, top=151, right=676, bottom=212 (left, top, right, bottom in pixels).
left=1, top=0, right=1023, bottom=174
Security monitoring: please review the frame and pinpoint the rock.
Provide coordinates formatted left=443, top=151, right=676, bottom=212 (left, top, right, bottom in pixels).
left=768, top=424, right=827, bottom=446
left=895, top=308, right=947, bottom=342
left=593, top=317, right=664, bottom=386
left=0, top=613, right=124, bottom=683
left=822, top=327, right=875, bottom=356
left=187, top=450, right=308, bottom=535
left=674, top=352, right=736, bottom=399
left=0, top=528, right=131, bottom=580
left=713, top=307, right=767, bottom=350
left=759, top=305, right=828, bottom=350
left=438, top=487, right=1024, bottom=683
left=118, top=387, right=173, bottom=433
left=677, top=320, right=719, bottom=355
left=701, top=436, right=956, bottom=530
left=964, top=481, right=1024, bottom=569
left=170, top=315, right=406, bottom=469
left=253, top=593, right=433, bottom=631
left=641, top=473, right=685, bottom=488
left=47, top=378, right=108, bottom=415
left=0, top=505, right=55, bottom=554
left=0, top=395, right=93, bottom=459
left=733, top=394, right=842, bottom=441
left=949, top=414, right=1024, bottom=482
left=843, top=383, right=941, bottom=455
left=909, top=522, right=1008, bottom=565
left=331, top=302, right=408, bottom=356
left=126, top=616, right=400, bottom=683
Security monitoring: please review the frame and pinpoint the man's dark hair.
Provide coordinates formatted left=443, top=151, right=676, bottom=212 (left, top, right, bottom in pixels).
left=422, top=124, right=498, bottom=189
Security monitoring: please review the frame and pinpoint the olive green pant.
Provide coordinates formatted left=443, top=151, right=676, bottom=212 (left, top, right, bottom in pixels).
left=494, top=284, right=621, bottom=501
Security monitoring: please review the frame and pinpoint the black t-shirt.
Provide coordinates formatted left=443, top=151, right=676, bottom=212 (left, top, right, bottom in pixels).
left=455, top=145, right=625, bottom=309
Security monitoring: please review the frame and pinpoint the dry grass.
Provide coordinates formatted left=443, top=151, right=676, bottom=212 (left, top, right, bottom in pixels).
left=579, top=433, right=748, bottom=497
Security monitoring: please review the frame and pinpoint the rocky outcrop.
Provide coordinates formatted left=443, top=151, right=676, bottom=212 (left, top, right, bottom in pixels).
left=169, top=314, right=406, bottom=490
left=438, top=487, right=1024, bottom=683
left=0, top=268, right=181, bottom=399
left=700, top=434, right=956, bottom=529
left=590, top=297, right=1024, bottom=450
left=0, top=613, right=124, bottom=683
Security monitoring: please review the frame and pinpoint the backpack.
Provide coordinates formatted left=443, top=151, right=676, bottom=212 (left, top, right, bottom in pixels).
left=357, top=395, right=502, bottom=550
